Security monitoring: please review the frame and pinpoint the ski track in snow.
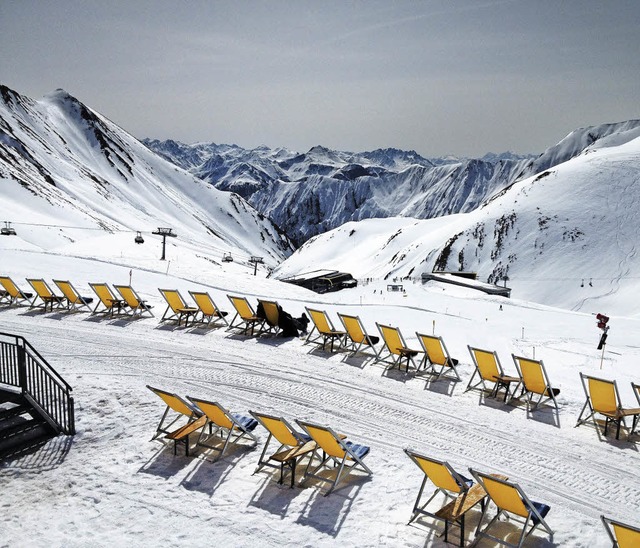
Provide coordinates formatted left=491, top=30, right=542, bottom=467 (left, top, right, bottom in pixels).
left=1, top=305, right=638, bottom=547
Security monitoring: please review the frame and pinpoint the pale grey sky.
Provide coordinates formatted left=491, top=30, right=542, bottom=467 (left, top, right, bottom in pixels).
left=2, top=0, right=639, bottom=157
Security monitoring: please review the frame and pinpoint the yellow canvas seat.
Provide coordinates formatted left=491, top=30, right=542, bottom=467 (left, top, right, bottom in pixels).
left=601, top=515, right=640, bottom=548
left=257, top=299, right=282, bottom=335
left=416, top=333, right=461, bottom=381
left=305, top=307, right=346, bottom=352
left=26, top=278, right=66, bottom=312
left=250, top=411, right=316, bottom=487
left=0, top=276, right=33, bottom=306
left=296, top=419, right=372, bottom=496
left=53, top=279, right=94, bottom=311
left=511, top=355, right=560, bottom=411
left=575, top=373, right=640, bottom=440
left=404, top=448, right=474, bottom=520
left=188, top=290, right=229, bottom=327
left=89, top=282, right=128, bottom=316
left=376, top=323, right=424, bottom=372
left=113, top=285, right=154, bottom=318
left=227, top=295, right=265, bottom=335
left=470, top=469, right=554, bottom=548
left=187, top=397, right=258, bottom=460
left=147, top=385, right=206, bottom=456
left=337, top=313, right=380, bottom=358
left=466, top=346, right=521, bottom=401
left=158, top=288, right=199, bottom=326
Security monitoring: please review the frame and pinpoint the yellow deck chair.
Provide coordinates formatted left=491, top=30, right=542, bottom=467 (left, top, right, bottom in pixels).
left=601, top=515, right=640, bottom=548
left=53, top=279, right=94, bottom=312
left=158, top=288, right=199, bottom=326
left=376, top=323, right=424, bottom=372
left=0, top=276, right=33, bottom=306
left=296, top=419, right=372, bottom=496
left=113, top=285, right=154, bottom=318
left=416, top=333, right=461, bottom=381
left=188, top=290, right=229, bottom=327
left=305, top=307, right=346, bottom=352
left=89, top=282, right=128, bottom=316
left=227, top=295, right=265, bottom=335
left=512, top=355, right=560, bottom=411
left=257, top=299, right=282, bottom=335
left=404, top=449, right=474, bottom=521
left=337, top=313, right=380, bottom=358
left=250, top=411, right=316, bottom=487
left=26, top=278, right=66, bottom=312
left=470, top=469, right=554, bottom=548
left=147, top=385, right=206, bottom=456
left=466, top=346, right=521, bottom=401
left=187, top=397, right=258, bottom=460
left=575, top=373, right=640, bottom=440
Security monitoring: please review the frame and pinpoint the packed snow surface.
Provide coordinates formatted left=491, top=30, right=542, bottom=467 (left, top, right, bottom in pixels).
left=1, top=235, right=639, bottom=548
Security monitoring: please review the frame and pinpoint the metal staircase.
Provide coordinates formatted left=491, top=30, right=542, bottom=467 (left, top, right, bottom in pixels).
left=0, top=332, right=75, bottom=461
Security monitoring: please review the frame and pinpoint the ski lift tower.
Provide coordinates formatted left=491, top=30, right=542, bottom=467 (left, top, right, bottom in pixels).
left=249, top=256, right=264, bottom=276
left=152, top=227, right=177, bottom=260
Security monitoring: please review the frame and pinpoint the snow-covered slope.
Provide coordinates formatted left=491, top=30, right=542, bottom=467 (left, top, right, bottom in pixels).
left=144, top=121, right=640, bottom=245
left=0, top=85, right=293, bottom=267
left=274, top=134, right=640, bottom=316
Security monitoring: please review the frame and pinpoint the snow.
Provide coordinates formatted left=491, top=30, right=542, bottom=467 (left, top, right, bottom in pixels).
left=2, top=84, right=639, bottom=548
left=1, top=235, right=639, bottom=548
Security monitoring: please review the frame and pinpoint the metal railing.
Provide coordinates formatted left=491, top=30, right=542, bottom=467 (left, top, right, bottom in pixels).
left=0, top=332, right=75, bottom=435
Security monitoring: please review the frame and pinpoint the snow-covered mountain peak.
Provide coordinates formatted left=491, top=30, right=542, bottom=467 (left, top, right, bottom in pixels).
left=0, top=85, right=293, bottom=267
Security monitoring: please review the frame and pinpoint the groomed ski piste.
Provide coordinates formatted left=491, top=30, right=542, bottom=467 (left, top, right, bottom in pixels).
left=1, top=238, right=639, bottom=548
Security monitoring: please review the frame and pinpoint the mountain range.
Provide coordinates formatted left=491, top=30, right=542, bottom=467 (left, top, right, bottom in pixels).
left=144, top=119, right=640, bottom=246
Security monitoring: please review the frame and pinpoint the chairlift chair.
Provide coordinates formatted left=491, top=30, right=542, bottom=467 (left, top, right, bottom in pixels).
left=1, top=221, right=16, bottom=236
left=223, top=253, right=234, bottom=263
left=135, top=231, right=144, bottom=244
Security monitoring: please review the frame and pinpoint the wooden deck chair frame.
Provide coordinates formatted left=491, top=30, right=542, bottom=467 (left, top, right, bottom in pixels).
left=146, top=385, right=205, bottom=455
left=226, top=295, right=265, bottom=336
left=305, top=307, right=346, bottom=352
left=53, top=279, right=94, bottom=312
left=601, top=515, right=640, bottom=548
left=187, top=397, right=258, bottom=460
left=376, top=322, right=424, bottom=372
left=470, top=468, right=554, bottom=548
left=404, top=449, right=473, bottom=523
left=89, top=282, right=128, bottom=316
left=416, top=333, right=461, bottom=381
left=575, top=373, right=640, bottom=440
left=113, top=285, right=154, bottom=318
left=188, top=291, right=228, bottom=327
left=257, top=299, right=282, bottom=336
left=296, top=419, right=372, bottom=496
left=632, top=383, right=640, bottom=436
left=250, top=411, right=316, bottom=487
left=0, top=276, right=33, bottom=306
left=26, top=278, right=66, bottom=312
left=158, top=288, right=198, bottom=326
left=512, top=355, right=559, bottom=411
left=466, top=346, right=521, bottom=401
left=337, top=313, right=380, bottom=359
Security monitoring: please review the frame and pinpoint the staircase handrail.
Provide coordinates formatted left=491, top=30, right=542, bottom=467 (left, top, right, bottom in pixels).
left=0, top=331, right=75, bottom=435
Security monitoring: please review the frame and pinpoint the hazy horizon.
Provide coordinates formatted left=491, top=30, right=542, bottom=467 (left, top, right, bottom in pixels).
left=2, top=0, right=639, bottom=157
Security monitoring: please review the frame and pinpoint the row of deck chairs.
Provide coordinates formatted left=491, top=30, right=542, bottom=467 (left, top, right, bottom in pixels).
left=405, top=448, right=640, bottom=548
left=307, top=310, right=640, bottom=440
left=148, top=384, right=638, bottom=546
left=0, top=276, right=154, bottom=318
left=147, top=386, right=372, bottom=496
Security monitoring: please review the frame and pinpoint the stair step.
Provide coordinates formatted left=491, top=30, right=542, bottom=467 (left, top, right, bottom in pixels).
left=0, top=403, right=31, bottom=422
left=0, top=416, right=56, bottom=461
